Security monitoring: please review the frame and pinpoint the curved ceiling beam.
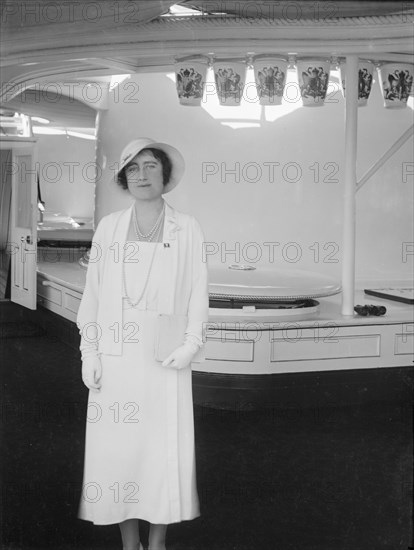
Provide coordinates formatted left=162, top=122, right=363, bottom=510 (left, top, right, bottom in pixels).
left=2, top=29, right=413, bottom=71
left=5, top=89, right=97, bottom=128
left=0, top=63, right=111, bottom=106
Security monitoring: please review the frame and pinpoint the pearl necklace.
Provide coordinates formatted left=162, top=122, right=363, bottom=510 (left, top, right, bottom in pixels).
left=133, top=202, right=165, bottom=242
left=122, top=221, right=163, bottom=308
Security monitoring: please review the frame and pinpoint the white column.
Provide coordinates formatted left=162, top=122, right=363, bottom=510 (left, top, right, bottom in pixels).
left=341, top=55, right=359, bottom=316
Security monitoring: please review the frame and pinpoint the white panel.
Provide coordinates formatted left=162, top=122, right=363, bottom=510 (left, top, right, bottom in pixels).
left=205, top=338, right=254, bottom=361
left=38, top=281, right=63, bottom=306
left=270, top=334, right=381, bottom=362
left=64, top=291, right=82, bottom=314
left=394, top=333, right=414, bottom=355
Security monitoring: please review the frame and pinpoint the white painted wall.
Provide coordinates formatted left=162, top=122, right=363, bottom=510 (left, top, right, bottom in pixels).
left=37, top=134, right=95, bottom=219
left=94, top=70, right=413, bottom=285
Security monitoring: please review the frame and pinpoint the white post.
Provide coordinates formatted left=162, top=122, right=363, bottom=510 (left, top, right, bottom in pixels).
left=341, top=55, right=359, bottom=316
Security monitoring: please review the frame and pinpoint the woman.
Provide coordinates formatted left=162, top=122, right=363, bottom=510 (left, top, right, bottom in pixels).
left=76, top=138, right=209, bottom=550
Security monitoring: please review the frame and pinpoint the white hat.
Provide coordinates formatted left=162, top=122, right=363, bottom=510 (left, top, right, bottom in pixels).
left=117, top=137, right=185, bottom=193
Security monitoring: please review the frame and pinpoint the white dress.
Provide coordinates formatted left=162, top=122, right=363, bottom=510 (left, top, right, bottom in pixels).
left=78, top=240, right=200, bottom=525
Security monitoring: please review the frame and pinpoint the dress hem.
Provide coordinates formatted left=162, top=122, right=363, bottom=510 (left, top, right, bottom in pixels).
left=77, top=511, right=201, bottom=526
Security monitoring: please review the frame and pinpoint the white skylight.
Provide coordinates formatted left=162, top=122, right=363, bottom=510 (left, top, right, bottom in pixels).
left=164, top=4, right=203, bottom=16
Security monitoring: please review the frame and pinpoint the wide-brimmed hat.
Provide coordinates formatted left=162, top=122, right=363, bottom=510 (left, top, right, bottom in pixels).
left=117, top=137, right=185, bottom=193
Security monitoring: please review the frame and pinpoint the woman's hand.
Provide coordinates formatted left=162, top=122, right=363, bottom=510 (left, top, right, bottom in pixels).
left=82, top=356, right=102, bottom=392
left=162, top=342, right=199, bottom=370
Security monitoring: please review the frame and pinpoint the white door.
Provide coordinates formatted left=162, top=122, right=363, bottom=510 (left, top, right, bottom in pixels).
left=4, top=139, right=38, bottom=309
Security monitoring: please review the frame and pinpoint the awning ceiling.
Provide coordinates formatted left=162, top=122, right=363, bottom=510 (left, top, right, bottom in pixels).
left=0, top=1, right=413, bottom=106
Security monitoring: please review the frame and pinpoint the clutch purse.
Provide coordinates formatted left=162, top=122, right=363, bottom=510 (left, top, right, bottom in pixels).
left=154, top=313, right=188, bottom=362
left=153, top=313, right=206, bottom=363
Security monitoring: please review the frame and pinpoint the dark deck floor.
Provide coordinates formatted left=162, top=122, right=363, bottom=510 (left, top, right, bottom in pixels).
left=1, top=301, right=413, bottom=550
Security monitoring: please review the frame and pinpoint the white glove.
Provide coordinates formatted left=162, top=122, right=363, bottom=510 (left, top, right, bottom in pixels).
left=82, top=355, right=102, bottom=392
left=162, top=342, right=199, bottom=370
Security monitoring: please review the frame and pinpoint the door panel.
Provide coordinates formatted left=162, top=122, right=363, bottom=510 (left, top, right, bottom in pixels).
left=3, top=140, right=38, bottom=309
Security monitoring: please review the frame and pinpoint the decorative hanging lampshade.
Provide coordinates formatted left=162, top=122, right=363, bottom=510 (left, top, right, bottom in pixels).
left=252, top=56, right=288, bottom=105
left=174, top=56, right=209, bottom=106
left=296, top=58, right=331, bottom=106
left=340, top=59, right=374, bottom=107
left=378, top=63, right=414, bottom=108
left=213, top=58, right=247, bottom=105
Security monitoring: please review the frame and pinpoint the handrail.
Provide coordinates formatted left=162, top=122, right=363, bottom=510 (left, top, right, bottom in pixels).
left=356, top=126, right=414, bottom=192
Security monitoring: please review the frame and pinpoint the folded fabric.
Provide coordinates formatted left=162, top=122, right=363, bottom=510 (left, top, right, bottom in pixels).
left=79, top=331, right=100, bottom=360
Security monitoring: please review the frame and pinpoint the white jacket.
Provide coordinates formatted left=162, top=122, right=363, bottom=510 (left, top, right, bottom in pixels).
left=76, top=201, right=209, bottom=359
